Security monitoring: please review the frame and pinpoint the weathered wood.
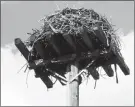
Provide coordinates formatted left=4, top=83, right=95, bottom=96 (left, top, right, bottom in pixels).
left=87, top=66, right=99, bottom=80
left=63, top=33, right=76, bottom=52
left=46, top=68, right=68, bottom=83
left=68, top=62, right=79, bottom=106
left=34, top=40, right=58, bottom=60
left=75, top=36, right=90, bottom=53
left=34, top=41, right=48, bottom=60
left=80, top=27, right=94, bottom=52
left=102, top=65, right=114, bottom=77
left=40, top=75, right=53, bottom=88
left=14, top=38, right=38, bottom=69
left=14, top=38, right=30, bottom=61
left=28, top=50, right=98, bottom=70
left=14, top=38, right=54, bottom=88
left=92, top=25, right=108, bottom=46
left=49, top=33, right=74, bottom=56
left=51, top=54, right=76, bottom=63
left=115, top=52, right=130, bottom=75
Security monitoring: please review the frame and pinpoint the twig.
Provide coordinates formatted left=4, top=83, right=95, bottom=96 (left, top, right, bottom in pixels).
left=24, top=65, right=28, bottom=73
left=114, top=64, right=118, bottom=83
left=17, top=63, right=28, bottom=74
left=46, top=68, right=68, bottom=83
left=94, top=80, right=97, bottom=89
left=26, top=69, right=30, bottom=88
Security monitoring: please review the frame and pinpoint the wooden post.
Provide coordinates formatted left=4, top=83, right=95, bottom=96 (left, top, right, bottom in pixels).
left=14, top=38, right=30, bottom=61
left=68, top=61, right=79, bottom=106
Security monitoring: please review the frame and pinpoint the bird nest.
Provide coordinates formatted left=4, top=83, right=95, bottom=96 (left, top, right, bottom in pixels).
left=19, top=8, right=129, bottom=88
left=25, top=8, right=121, bottom=53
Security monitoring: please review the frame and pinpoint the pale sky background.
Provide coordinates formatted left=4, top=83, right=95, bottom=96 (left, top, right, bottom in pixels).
left=1, top=1, right=134, bottom=106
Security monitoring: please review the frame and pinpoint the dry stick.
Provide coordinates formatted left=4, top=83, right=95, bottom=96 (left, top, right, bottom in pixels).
left=26, top=69, right=30, bottom=88
left=69, top=70, right=85, bottom=84
left=69, top=60, right=95, bottom=83
left=80, top=71, right=89, bottom=85
left=94, top=80, right=97, bottom=89
left=24, top=65, right=28, bottom=73
left=46, top=68, right=68, bottom=83
left=17, top=63, right=28, bottom=74
left=114, top=64, right=118, bottom=83
left=81, top=72, right=86, bottom=79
